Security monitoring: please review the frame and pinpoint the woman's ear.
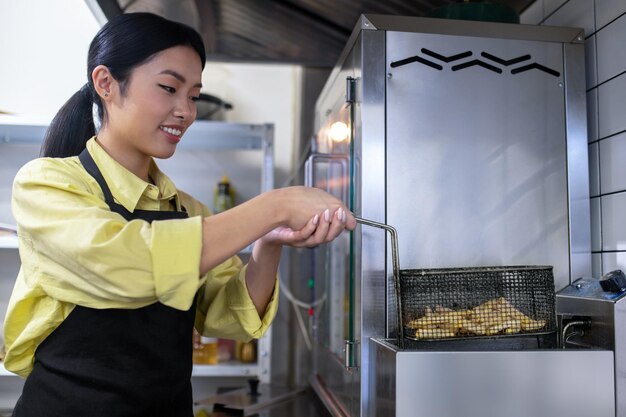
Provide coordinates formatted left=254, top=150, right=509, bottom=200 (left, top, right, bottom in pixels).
left=92, top=65, right=115, bottom=100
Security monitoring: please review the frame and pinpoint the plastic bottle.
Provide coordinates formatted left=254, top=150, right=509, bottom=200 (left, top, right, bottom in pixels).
left=213, top=175, right=235, bottom=213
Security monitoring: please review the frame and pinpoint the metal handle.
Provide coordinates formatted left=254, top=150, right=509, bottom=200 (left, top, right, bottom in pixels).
left=354, top=216, right=405, bottom=347
left=305, top=153, right=350, bottom=205
left=354, top=217, right=400, bottom=282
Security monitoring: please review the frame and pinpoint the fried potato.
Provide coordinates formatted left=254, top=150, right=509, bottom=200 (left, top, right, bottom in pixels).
left=406, top=297, right=546, bottom=339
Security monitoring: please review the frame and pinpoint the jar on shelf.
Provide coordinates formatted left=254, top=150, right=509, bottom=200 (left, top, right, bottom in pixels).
left=192, top=330, right=218, bottom=365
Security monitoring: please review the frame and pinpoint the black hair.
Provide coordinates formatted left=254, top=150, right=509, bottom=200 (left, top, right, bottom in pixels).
left=41, top=12, right=206, bottom=158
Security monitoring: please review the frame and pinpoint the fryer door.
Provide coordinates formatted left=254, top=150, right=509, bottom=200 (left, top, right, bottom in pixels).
left=385, top=31, right=579, bottom=290
left=307, top=78, right=357, bottom=416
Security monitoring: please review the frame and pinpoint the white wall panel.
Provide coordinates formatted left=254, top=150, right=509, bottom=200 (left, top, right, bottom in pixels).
left=602, top=251, right=626, bottom=275
left=601, top=191, right=626, bottom=250
left=596, top=14, right=626, bottom=84
left=599, top=132, right=626, bottom=194
left=587, top=89, right=598, bottom=142
left=588, top=142, right=600, bottom=196
left=591, top=196, right=602, bottom=251
left=598, top=73, right=626, bottom=138
left=585, top=36, right=597, bottom=89
left=544, top=0, right=595, bottom=38
left=544, top=0, right=565, bottom=18
left=592, top=252, right=602, bottom=278
left=595, top=0, right=626, bottom=30
left=520, top=0, right=544, bottom=24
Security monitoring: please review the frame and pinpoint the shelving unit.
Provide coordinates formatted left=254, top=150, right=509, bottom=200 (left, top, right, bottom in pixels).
left=0, top=236, right=18, bottom=249
left=0, top=364, right=16, bottom=377
left=0, top=118, right=275, bottom=384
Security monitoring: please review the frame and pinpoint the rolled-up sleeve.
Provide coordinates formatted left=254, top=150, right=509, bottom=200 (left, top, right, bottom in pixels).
left=196, top=259, right=279, bottom=341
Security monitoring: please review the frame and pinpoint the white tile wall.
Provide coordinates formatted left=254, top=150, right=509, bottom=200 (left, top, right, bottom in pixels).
left=544, top=0, right=595, bottom=38
left=599, top=131, right=626, bottom=193
left=592, top=252, right=603, bottom=277
left=590, top=196, right=602, bottom=251
left=595, top=0, right=626, bottom=30
left=602, top=251, right=626, bottom=274
left=588, top=142, right=600, bottom=196
left=587, top=89, right=598, bottom=142
left=544, top=0, right=566, bottom=17
left=601, top=192, right=626, bottom=251
left=596, top=13, right=626, bottom=84
left=522, top=0, right=626, bottom=275
left=585, top=36, right=597, bottom=89
left=521, top=0, right=544, bottom=24
left=598, top=74, right=626, bottom=138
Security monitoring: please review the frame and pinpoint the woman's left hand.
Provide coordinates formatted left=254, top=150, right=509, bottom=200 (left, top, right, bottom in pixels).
left=260, top=207, right=349, bottom=248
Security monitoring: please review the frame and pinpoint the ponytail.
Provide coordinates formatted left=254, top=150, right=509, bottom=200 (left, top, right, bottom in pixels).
left=40, top=84, right=96, bottom=158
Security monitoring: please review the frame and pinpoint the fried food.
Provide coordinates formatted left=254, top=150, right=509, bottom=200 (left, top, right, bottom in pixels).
left=408, top=297, right=546, bottom=340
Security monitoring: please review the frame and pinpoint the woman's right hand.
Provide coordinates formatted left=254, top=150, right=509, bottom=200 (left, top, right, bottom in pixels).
left=273, top=186, right=356, bottom=232
left=199, top=186, right=355, bottom=275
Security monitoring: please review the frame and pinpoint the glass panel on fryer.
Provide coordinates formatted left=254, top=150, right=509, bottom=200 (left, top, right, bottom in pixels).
left=310, top=103, right=352, bottom=360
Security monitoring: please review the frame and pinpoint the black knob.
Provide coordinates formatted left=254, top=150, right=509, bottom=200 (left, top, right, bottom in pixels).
left=248, top=378, right=260, bottom=396
left=600, top=270, right=626, bottom=293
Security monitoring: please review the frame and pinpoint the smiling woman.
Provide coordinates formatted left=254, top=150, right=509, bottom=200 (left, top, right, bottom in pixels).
left=3, top=12, right=355, bottom=417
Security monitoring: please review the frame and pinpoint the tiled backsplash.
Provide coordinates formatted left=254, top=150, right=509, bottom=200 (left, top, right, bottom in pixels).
left=523, top=0, right=626, bottom=276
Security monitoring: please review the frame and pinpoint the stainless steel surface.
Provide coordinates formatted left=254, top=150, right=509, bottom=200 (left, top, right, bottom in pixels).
left=386, top=30, right=571, bottom=289
left=370, top=338, right=615, bottom=417
left=311, top=14, right=591, bottom=417
left=354, top=217, right=402, bottom=347
left=557, top=278, right=626, bottom=416
left=353, top=30, right=388, bottom=417
left=564, top=41, right=593, bottom=281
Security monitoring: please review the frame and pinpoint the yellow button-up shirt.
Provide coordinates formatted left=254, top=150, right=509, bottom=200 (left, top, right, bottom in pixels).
left=3, top=138, right=278, bottom=377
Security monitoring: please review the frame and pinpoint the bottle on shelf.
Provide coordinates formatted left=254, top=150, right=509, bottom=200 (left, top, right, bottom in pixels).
left=213, top=175, right=235, bottom=213
left=192, top=330, right=218, bottom=365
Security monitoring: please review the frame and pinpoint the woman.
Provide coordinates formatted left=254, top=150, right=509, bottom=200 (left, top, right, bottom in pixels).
left=3, top=12, right=355, bottom=416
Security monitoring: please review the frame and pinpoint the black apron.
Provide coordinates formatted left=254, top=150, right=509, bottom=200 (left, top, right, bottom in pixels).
left=13, top=149, right=195, bottom=417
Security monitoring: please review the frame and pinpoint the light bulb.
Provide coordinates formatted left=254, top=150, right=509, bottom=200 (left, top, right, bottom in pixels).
left=329, top=121, right=350, bottom=142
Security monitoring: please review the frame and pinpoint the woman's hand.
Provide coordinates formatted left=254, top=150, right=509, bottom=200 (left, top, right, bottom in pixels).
left=261, top=207, right=351, bottom=248
left=274, top=186, right=356, bottom=232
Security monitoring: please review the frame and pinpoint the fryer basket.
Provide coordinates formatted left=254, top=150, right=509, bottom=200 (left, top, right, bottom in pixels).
left=355, top=217, right=557, bottom=348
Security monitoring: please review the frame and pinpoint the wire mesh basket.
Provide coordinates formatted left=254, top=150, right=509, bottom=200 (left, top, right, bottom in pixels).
left=400, top=266, right=556, bottom=342
left=355, top=217, right=557, bottom=347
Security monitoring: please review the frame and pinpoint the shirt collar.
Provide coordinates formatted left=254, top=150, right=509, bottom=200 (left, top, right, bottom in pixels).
left=86, top=137, right=179, bottom=212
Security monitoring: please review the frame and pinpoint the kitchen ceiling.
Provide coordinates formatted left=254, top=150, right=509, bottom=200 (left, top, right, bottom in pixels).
left=91, top=0, right=536, bottom=67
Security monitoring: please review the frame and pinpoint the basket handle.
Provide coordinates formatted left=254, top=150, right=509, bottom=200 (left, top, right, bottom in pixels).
left=354, top=217, right=400, bottom=281
left=355, top=217, right=404, bottom=347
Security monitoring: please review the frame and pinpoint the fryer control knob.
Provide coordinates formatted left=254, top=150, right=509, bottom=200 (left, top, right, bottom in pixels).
left=599, top=270, right=626, bottom=293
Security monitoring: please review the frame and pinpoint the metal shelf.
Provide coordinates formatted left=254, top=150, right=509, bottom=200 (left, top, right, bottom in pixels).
left=191, top=362, right=258, bottom=377
left=0, top=364, right=16, bottom=377
left=0, top=236, right=18, bottom=249
left=0, top=117, right=271, bottom=151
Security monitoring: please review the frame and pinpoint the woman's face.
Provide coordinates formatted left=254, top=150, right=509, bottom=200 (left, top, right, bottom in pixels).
left=105, top=45, right=203, bottom=161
